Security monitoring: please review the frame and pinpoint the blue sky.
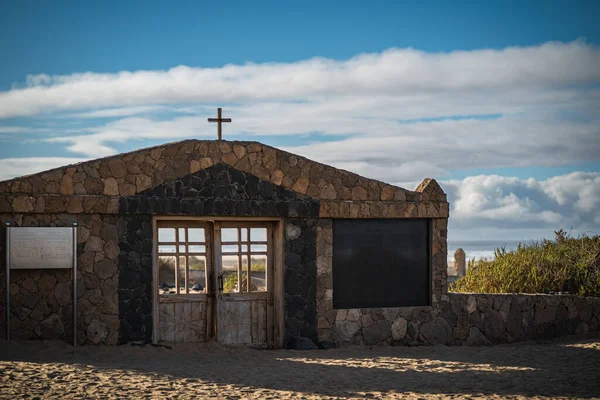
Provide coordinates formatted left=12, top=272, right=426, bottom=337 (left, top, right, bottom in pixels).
left=0, top=0, right=599, bottom=241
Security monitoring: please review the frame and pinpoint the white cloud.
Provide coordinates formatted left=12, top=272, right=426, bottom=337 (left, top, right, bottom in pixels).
left=63, top=105, right=164, bottom=118
left=0, top=40, right=598, bottom=119
left=442, top=172, right=600, bottom=239
left=0, top=157, right=86, bottom=181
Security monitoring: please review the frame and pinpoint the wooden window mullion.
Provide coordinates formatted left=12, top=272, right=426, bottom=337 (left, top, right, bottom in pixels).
left=184, top=228, right=189, bottom=294
left=175, top=228, right=180, bottom=295
left=247, top=228, right=252, bottom=292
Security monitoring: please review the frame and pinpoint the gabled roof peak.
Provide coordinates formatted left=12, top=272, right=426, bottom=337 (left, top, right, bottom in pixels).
left=0, top=139, right=443, bottom=203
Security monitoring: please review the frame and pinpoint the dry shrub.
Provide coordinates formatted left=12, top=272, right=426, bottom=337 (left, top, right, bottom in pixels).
left=451, top=230, right=600, bottom=296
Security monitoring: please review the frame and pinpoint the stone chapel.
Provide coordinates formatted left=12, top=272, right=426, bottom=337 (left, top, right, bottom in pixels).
left=0, top=139, right=450, bottom=347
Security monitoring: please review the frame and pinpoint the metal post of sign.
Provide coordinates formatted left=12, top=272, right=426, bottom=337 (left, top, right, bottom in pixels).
left=4, top=222, right=10, bottom=341
left=72, top=222, right=77, bottom=347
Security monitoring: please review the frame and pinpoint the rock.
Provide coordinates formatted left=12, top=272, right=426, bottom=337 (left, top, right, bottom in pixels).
left=84, top=236, right=104, bottom=252
left=103, top=177, right=119, bottom=195
left=104, top=241, right=121, bottom=260
left=108, top=159, right=127, bottom=178
left=87, top=318, right=109, bottom=344
left=290, top=337, right=319, bottom=350
left=271, top=170, right=284, bottom=186
left=333, top=320, right=361, bottom=342
left=319, top=183, right=337, bottom=200
left=12, top=196, right=35, bottom=212
left=30, top=300, right=49, bottom=321
left=484, top=307, right=505, bottom=341
left=420, top=317, right=451, bottom=345
left=95, top=259, right=117, bottom=280
left=60, top=173, right=73, bottom=194
left=381, top=185, right=396, bottom=201
left=346, top=309, right=361, bottom=322
left=391, top=317, right=408, bottom=341
left=79, top=251, right=95, bottom=273
left=40, top=313, right=65, bottom=338
left=233, top=144, right=246, bottom=159
left=407, top=321, right=419, bottom=340
left=579, top=306, right=594, bottom=323
left=87, top=288, right=104, bottom=307
left=23, top=278, right=37, bottom=293
left=382, top=308, right=398, bottom=322
left=15, top=307, right=32, bottom=321
left=362, top=320, right=391, bottom=344
left=285, top=224, right=301, bottom=240
left=506, top=310, right=522, bottom=338
left=55, top=282, right=71, bottom=306
left=136, top=174, right=152, bottom=192
left=534, top=307, right=556, bottom=326
left=466, top=296, right=477, bottom=313
left=466, top=327, right=491, bottom=346
left=291, top=178, right=309, bottom=194
left=575, top=322, right=590, bottom=335
left=100, top=224, right=118, bottom=241
left=351, top=186, right=367, bottom=201
left=361, top=313, right=374, bottom=327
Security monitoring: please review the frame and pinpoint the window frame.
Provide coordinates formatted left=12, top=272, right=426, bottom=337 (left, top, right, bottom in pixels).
left=157, top=221, right=209, bottom=296
left=220, top=222, right=271, bottom=294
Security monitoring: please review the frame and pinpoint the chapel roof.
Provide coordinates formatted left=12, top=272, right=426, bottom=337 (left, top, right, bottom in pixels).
left=0, top=139, right=446, bottom=203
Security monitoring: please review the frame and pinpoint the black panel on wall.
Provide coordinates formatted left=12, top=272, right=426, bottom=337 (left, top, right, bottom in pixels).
left=332, top=219, right=430, bottom=309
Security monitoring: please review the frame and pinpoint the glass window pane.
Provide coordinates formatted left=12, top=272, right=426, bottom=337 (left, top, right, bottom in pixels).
left=158, top=228, right=175, bottom=243
left=158, top=256, right=176, bottom=294
left=188, top=228, right=205, bottom=243
left=179, top=245, right=187, bottom=253
left=251, top=244, right=267, bottom=252
left=222, top=255, right=239, bottom=293
left=221, top=228, right=238, bottom=242
left=178, top=228, right=186, bottom=241
left=221, top=244, right=238, bottom=253
left=250, top=228, right=267, bottom=242
left=250, top=255, right=267, bottom=292
left=159, top=245, right=176, bottom=254
left=240, top=228, right=248, bottom=241
left=188, top=255, right=206, bottom=293
left=178, top=256, right=187, bottom=294
left=241, top=256, right=249, bottom=292
left=189, top=245, right=206, bottom=253
left=241, top=244, right=248, bottom=253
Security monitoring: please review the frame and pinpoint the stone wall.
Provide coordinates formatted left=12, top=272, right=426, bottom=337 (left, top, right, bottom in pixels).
left=319, top=292, right=600, bottom=346
left=0, top=139, right=450, bottom=346
left=316, top=217, right=449, bottom=346
left=0, top=140, right=449, bottom=220
left=284, top=218, right=318, bottom=347
left=0, top=213, right=120, bottom=345
left=316, top=217, right=600, bottom=346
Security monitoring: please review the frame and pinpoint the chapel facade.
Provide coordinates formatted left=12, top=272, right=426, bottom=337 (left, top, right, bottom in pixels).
left=0, top=140, right=449, bottom=347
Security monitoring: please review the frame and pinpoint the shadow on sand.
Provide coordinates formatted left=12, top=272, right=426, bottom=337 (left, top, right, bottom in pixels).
left=1, top=335, right=599, bottom=398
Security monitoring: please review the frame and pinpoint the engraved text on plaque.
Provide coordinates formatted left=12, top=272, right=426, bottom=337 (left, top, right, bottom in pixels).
left=9, top=227, right=74, bottom=269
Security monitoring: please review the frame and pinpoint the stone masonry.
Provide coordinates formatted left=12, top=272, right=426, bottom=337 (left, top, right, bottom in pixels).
left=6, top=139, right=595, bottom=347
left=0, top=139, right=448, bottom=346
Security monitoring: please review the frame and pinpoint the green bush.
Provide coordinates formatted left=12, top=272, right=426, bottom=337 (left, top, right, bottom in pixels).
left=223, top=272, right=257, bottom=292
left=450, top=230, right=600, bottom=296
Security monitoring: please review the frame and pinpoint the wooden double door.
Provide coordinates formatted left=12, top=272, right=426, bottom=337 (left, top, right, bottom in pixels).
left=154, top=220, right=275, bottom=347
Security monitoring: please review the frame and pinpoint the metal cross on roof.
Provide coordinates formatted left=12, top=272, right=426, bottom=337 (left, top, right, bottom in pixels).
left=208, top=107, right=232, bottom=140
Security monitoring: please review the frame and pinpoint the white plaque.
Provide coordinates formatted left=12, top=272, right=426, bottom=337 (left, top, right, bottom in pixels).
left=9, top=227, right=74, bottom=269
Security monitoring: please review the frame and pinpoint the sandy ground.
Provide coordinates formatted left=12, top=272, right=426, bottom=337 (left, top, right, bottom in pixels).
left=1, top=337, right=599, bottom=399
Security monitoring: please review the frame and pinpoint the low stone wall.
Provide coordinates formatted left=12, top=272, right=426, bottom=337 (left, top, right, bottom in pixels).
left=321, top=293, right=600, bottom=346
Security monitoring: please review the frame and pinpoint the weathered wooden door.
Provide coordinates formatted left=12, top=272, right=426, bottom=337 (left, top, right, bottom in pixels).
left=214, top=222, right=274, bottom=347
left=155, top=220, right=273, bottom=347
left=156, top=221, right=213, bottom=342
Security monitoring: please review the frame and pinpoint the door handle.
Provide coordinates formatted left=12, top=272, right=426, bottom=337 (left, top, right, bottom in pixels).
left=218, top=274, right=224, bottom=292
